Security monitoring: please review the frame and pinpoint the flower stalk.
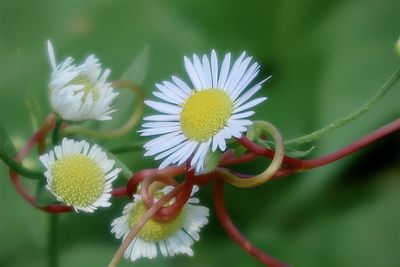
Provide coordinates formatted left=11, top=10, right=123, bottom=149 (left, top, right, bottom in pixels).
left=213, top=180, right=290, bottom=267
left=48, top=214, right=59, bottom=267
left=285, top=65, right=400, bottom=146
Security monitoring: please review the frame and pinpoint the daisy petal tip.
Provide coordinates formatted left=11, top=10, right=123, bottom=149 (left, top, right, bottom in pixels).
left=47, top=40, right=57, bottom=69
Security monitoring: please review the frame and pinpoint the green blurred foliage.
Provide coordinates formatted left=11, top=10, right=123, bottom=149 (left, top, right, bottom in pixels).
left=0, top=0, right=399, bottom=267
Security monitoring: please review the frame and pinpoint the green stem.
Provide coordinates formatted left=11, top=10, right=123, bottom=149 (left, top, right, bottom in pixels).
left=106, top=150, right=133, bottom=179
left=285, top=65, right=400, bottom=146
left=48, top=214, right=59, bottom=267
left=52, top=118, right=63, bottom=145
left=0, top=145, right=43, bottom=180
left=109, top=142, right=144, bottom=154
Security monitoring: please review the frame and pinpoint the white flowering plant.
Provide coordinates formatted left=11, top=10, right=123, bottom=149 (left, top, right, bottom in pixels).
left=0, top=40, right=399, bottom=267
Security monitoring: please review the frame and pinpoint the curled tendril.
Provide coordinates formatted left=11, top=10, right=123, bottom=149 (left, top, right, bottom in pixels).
left=140, top=164, right=194, bottom=222
left=218, top=120, right=285, bottom=188
left=62, top=80, right=144, bottom=139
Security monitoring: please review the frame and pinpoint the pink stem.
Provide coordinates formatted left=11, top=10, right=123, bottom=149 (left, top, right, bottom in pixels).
left=238, top=119, right=400, bottom=171
left=140, top=163, right=194, bottom=222
left=10, top=170, right=72, bottom=213
left=10, top=113, right=72, bottom=213
left=111, top=187, right=128, bottom=197
left=213, top=180, right=290, bottom=267
left=15, top=113, right=56, bottom=161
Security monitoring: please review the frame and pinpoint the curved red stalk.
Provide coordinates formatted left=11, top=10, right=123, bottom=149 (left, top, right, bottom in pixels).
left=213, top=180, right=290, bottom=267
left=141, top=173, right=178, bottom=207
left=140, top=164, right=194, bottom=222
left=10, top=113, right=72, bottom=213
left=15, top=113, right=56, bottom=161
left=111, top=187, right=128, bottom=197
left=10, top=171, right=72, bottom=213
left=220, top=151, right=258, bottom=165
left=238, top=119, right=400, bottom=171
left=125, top=166, right=185, bottom=197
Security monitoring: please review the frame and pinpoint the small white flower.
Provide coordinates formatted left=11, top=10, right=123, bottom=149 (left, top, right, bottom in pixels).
left=141, top=50, right=269, bottom=172
left=111, top=186, right=209, bottom=261
left=39, top=138, right=121, bottom=212
left=47, top=40, right=118, bottom=121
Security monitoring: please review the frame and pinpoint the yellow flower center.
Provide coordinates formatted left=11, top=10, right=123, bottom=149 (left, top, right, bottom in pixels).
left=68, top=75, right=100, bottom=101
left=180, top=89, right=233, bottom=142
left=128, top=201, right=185, bottom=242
left=50, top=154, right=105, bottom=207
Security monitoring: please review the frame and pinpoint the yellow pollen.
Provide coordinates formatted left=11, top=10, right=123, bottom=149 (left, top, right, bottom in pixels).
left=68, top=75, right=100, bottom=101
left=128, top=201, right=185, bottom=242
left=50, top=154, right=105, bottom=207
left=180, top=89, right=233, bottom=142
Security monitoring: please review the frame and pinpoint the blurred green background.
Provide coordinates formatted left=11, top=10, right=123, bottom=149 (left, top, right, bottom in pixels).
left=0, top=0, right=399, bottom=266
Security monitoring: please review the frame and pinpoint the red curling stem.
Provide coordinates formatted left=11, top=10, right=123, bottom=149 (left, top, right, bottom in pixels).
left=10, top=113, right=72, bottom=213
left=141, top=173, right=178, bottom=205
left=15, top=113, right=56, bottom=161
left=238, top=119, right=400, bottom=171
left=10, top=171, right=72, bottom=213
left=125, top=166, right=184, bottom=198
left=213, top=180, right=290, bottom=267
left=111, top=187, right=128, bottom=197
left=141, top=166, right=195, bottom=222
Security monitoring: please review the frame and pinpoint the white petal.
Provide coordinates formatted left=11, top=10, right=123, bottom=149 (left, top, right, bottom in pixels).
left=177, top=142, right=198, bottom=166
left=143, top=114, right=180, bottom=122
left=192, top=54, right=206, bottom=89
left=153, top=91, right=182, bottom=105
left=163, top=81, right=190, bottom=99
left=159, top=240, right=168, bottom=257
left=144, top=134, right=186, bottom=156
left=142, top=121, right=180, bottom=128
left=230, top=63, right=262, bottom=100
left=144, top=131, right=182, bottom=148
left=210, top=49, right=219, bottom=88
left=225, top=55, right=251, bottom=93
left=217, top=133, right=227, bottom=151
left=233, top=97, right=267, bottom=113
left=145, top=100, right=181, bottom=115
left=230, top=111, right=255, bottom=120
left=184, top=56, right=202, bottom=89
left=47, top=40, right=57, bottom=69
left=202, top=55, right=212, bottom=88
left=171, top=76, right=192, bottom=95
left=140, top=126, right=181, bottom=136
left=217, top=53, right=231, bottom=89
left=233, top=83, right=262, bottom=107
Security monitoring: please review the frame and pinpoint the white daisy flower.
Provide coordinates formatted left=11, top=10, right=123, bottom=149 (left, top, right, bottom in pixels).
left=111, top=186, right=209, bottom=261
left=39, top=138, right=121, bottom=212
left=141, top=50, right=269, bottom=172
left=47, top=40, right=118, bottom=121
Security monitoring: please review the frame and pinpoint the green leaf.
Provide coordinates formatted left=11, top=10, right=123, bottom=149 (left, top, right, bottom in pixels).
left=0, top=121, right=43, bottom=179
left=121, top=46, right=149, bottom=86
left=256, top=138, right=315, bottom=158
left=203, top=150, right=222, bottom=173
left=285, top=146, right=315, bottom=158
left=228, top=140, right=247, bottom=157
